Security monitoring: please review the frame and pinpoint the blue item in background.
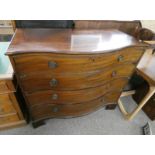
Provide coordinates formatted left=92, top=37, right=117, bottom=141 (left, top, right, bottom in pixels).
left=0, top=42, right=10, bottom=74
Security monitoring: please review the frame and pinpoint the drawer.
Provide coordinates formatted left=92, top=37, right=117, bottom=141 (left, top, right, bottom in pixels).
left=13, top=47, right=144, bottom=75
left=26, top=78, right=127, bottom=106
left=0, top=80, right=15, bottom=94
left=0, top=93, right=16, bottom=115
left=30, top=91, right=120, bottom=121
left=0, top=114, right=19, bottom=125
left=20, top=63, right=134, bottom=92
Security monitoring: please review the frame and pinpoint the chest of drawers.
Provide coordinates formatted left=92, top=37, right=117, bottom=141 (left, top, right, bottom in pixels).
left=0, top=42, right=25, bottom=130
left=6, top=29, right=147, bottom=127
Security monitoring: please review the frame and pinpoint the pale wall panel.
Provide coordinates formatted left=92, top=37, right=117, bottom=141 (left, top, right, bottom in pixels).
left=141, top=20, right=155, bottom=32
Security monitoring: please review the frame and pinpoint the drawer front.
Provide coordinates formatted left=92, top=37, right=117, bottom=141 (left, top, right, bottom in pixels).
left=0, top=94, right=16, bottom=115
left=13, top=48, right=143, bottom=75
left=30, top=91, right=120, bottom=121
left=0, top=114, right=19, bottom=125
left=0, top=80, right=15, bottom=94
left=26, top=78, right=127, bottom=106
left=20, top=64, right=134, bottom=92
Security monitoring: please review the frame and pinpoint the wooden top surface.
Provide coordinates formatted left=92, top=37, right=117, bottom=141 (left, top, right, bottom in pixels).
left=6, top=29, right=147, bottom=55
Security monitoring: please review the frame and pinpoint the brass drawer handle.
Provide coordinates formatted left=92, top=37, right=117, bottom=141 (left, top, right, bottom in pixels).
left=117, top=55, right=124, bottom=62
left=20, top=74, right=26, bottom=79
left=52, top=106, right=59, bottom=113
left=52, top=94, right=58, bottom=100
left=50, top=78, right=58, bottom=87
left=111, top=71, right=117, bottom=77
left=48, top=61, right=58, bottom=69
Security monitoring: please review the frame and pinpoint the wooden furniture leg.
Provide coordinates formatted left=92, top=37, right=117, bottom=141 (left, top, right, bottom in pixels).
left=118, top=86, right=155, bottom=120
left=32, top=120, right=46, bottom=128
left=105, top=104, right=117, bottom=110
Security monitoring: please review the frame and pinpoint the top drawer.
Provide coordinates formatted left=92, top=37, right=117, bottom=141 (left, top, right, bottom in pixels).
left=13, top=47, right=144, bottom=74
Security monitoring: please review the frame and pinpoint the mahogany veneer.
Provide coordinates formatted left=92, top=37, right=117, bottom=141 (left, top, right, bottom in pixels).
left=6, top=29, right=147, bottom=127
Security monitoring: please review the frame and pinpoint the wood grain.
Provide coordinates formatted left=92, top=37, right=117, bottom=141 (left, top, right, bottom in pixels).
left=0, top=76, right=25, bottom=129
left=0, top=114, right=19, bottom=125
left=13, top=47, right=144, bottom=75
left=0, top=94, right=16, bottom=115
left=19, top=63, right=134, bottom=92
left=0, top=120, right=26, bottom=131
left=6, top=29, right=147, bottom=55
left=74, top=20, right=142, bottom=37
left=30, top=91, right=121, bottom=121
left=6, top=28, right=146, bottom=125
left=26, top=78, right=127, bottom=106
left=0, top=80, right=16, bottom=94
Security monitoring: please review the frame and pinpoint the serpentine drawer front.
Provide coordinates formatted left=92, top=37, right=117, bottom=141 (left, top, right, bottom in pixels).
left=26, top=78, right=127, bottom=106
left=13, top=48, right=143, bottom=75
left=19, top=64, right=134, bottom=92
left=30, top=91, right=121, bottom=121
left=6, top=29, right=147, bottom=127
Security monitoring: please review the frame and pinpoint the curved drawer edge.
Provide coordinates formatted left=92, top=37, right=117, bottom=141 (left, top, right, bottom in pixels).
left=28, top=90, right=121, bottom=108
left=31, top=102, right=115, bottom=123
left=30, top=94, right=118, bottom=122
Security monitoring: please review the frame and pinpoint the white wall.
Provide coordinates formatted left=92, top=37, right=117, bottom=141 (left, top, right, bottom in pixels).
left=141, top=20, right=155, bottom=32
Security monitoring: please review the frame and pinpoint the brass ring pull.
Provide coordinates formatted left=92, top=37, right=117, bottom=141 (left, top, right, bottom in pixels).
left=52, top=106, right=59, bottom=113
left=50, top=78, right=58, bottom=87
left=52, top=94, right=58, bottom=100
left=48, top=61, right=58, bottom=69
left=20, top=74, right=26, bottom=79
left=111, top=71, right=117, bottom=77
left=117, top=55, right=124, bottom=62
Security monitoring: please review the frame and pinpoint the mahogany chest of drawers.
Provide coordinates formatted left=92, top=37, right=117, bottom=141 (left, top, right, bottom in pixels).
left=6, top=29, right=147, bottom=127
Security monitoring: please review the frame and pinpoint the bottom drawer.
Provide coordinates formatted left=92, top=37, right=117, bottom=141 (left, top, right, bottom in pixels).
left=0, top=114, right=19, bottom=125
left=31, top=91, right=120, bottom=121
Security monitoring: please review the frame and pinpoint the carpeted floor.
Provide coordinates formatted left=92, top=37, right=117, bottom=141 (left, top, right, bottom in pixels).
left=0, top=96, right=154, bottom=135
